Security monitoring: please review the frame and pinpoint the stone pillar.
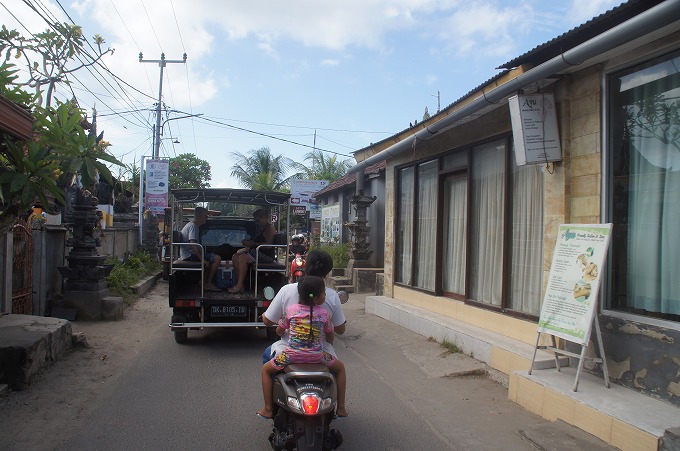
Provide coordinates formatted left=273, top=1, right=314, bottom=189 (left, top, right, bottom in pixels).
left=57, top=187, right=120, bottom=320
left=346, top=168, right=376, bottom=272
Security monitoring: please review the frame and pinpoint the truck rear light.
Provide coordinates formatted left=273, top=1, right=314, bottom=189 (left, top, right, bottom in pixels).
left=175, top=300, right=198, bottom=307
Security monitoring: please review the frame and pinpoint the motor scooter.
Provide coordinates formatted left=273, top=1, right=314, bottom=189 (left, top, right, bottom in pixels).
left=267, top=363, right=343, bottom=451
left=290, top=253, right=306, bottom=282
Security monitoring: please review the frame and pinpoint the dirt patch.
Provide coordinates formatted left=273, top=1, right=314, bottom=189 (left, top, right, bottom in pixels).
left=0, top=283, right=168, bottom=450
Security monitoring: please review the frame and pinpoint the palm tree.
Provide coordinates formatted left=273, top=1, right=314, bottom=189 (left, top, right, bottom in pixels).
left=298, top=150, right=352, bottom=182
left=230, top=147, right=300, bottom=191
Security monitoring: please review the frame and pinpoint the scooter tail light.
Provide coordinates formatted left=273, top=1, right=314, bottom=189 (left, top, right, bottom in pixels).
left=300, top=393, right=321, bottom=415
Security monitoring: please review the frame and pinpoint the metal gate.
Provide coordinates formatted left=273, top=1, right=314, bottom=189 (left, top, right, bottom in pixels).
left=12, top=221, right=33, bottom=314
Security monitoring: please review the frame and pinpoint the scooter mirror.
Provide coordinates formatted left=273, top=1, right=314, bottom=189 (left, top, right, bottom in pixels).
left=338, top=290, right=349, bottom=304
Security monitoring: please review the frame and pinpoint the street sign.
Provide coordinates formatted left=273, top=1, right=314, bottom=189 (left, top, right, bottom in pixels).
left=293, top=206, right=306, bottom=216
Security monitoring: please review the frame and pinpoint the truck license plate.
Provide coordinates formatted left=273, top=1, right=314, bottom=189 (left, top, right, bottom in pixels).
left=211, top=305, right=247, bottom=317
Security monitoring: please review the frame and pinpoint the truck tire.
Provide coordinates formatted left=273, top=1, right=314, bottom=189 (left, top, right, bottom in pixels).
left=171, top=315, right=188, bottom=344
left=161, top=263, right=169, bottom=281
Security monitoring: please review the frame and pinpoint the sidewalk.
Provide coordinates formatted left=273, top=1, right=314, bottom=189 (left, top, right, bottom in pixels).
left=0, top=273, right=160, bottom=392
left=341, top=292, right=618, bottom=451
left=360, top=293, right=679, bottom=451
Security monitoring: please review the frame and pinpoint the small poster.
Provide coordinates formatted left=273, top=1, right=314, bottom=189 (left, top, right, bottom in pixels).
left=537, top=224, right=612, bottom=345
left=321, top=205, right=340, bottom=244
left=145, top=158, right=169, bottom=215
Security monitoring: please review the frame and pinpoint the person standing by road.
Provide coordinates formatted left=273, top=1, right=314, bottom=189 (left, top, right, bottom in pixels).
left=180, top=206, right=221, bottom=291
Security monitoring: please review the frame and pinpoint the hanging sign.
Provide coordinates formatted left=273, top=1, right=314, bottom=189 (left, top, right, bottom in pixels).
left=509, top=93, right=562, bottom=166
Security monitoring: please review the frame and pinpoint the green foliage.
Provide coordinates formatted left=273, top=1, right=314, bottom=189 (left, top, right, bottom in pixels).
left=0, top=25, right=120, bottom=231
left=295, top=150, right=352, bottom=183
left=169, top=153, right=211, bottom=189
left=1, top=23, right=112, bottom=107
left=312, top=242, right=350, bottom=269
left=106, top=251, right=161, bottom=304
left=230, top=147, right=300, bottom=191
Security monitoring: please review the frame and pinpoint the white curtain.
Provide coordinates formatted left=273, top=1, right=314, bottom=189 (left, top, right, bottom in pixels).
left=442, top=176, right=467, bottom=295
left=397, top=167, right=414, bottom=284
left=469, top=141, right=505, bottom=306
left=509, top=164, right=543, bottom=314
left=415, top=161, right=438, bottom=290
left=623, top=60, right=680, bottom=315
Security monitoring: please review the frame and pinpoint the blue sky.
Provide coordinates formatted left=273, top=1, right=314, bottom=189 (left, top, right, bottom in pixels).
left=3, top=0, right=621, bottom=188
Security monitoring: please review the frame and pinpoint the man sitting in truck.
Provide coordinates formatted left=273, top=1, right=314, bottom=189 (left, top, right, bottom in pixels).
left=180, top=206, right=222, bottom=291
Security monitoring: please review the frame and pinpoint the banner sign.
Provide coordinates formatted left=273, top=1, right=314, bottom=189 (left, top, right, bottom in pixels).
left=537, top=224, right=612, bottom=345
left=291, top=179, right=329, bottom=211
left=145, top=159, right=169, bottom=215
left=293, top=206, right=306, bottom=216
left=321, top=204, right=341, bottom=243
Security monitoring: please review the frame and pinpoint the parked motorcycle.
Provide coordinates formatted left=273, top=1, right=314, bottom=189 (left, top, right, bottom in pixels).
left=267, top=363, right=343, bottom=451
left=290, top=253, right=306, bottom=282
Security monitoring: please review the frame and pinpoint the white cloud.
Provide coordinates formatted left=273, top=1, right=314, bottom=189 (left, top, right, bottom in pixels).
left=567, top=0, right=621, bottom=25
left=321, top=59, right=340, bottom=67
left=436, top=2, right=535, bottom=58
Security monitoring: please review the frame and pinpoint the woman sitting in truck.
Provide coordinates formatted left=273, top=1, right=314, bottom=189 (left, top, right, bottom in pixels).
left=228, top=209, right=276, bottom=294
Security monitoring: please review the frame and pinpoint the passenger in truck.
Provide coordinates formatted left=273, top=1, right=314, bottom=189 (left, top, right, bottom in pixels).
left=180, top=206, right=221, bottom=291
left=228, top=208, right=277, bottom=294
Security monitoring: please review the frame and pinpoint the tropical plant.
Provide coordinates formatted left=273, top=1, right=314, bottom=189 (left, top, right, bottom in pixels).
left=169, top=153, right=211, bottom=189
left=0, top=24, right=113, bottom=107
left=230, top=146, right=300, bottom=191
left=296, top=149, right=352, bottom=183
left=0, top=25, right=121, bottom=231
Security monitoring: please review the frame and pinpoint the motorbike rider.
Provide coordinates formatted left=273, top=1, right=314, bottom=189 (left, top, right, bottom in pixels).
left=288, top=234, right=307, bottom=261
left=262, top=250, right=347, bottom=363
left=257, top=276, right=348, bottom=420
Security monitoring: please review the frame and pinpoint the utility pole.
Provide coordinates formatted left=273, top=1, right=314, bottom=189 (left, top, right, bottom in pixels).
left=433, top=90, right=441, bottom=113
left=139, top=52, right=187, bottom=158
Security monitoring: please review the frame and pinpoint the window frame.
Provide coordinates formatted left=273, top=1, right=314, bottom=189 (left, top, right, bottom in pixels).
left=603, top=47, right=680, bottom=326
left=394, top=134, right=539, bottom=319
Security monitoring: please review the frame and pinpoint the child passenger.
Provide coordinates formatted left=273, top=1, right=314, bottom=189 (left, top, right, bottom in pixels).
left=256, top=276, right=348, bottom=419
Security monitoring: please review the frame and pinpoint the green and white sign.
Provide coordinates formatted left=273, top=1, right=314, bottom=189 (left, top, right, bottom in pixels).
left=537, top=224, right=612, bottom=345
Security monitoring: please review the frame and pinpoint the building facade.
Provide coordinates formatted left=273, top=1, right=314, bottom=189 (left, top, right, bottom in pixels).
left=353, top=1, right=680, bottom=448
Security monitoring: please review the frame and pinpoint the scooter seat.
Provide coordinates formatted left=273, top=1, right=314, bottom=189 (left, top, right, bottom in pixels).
left=285, top=363, right=329, bottom=373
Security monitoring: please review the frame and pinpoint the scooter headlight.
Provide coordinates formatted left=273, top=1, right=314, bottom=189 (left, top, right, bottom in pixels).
left=300, top=393, right=321, bottom=415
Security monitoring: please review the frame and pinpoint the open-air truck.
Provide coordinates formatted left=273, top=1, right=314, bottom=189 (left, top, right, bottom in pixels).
left=168, top=188, right=290, bottom=343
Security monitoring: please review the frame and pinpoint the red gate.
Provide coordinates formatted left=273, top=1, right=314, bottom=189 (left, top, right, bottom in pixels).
left=12, top=221, right=33, bottom=314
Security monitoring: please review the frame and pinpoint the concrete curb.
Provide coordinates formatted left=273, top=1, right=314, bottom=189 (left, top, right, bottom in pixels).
left=130, top=271, right=162, bottom=297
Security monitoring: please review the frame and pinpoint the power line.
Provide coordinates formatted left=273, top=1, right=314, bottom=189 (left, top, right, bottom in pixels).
left=194, top=115, right=354, bottom=158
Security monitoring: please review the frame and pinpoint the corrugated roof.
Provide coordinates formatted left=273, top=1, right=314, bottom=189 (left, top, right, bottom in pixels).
left=315, top=160, right=386, bottom=197
left=497, top=0, right=664, bottom=70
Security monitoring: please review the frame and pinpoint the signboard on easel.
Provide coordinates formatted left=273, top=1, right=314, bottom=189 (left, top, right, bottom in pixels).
left=530, top=223, right=612, bottom=391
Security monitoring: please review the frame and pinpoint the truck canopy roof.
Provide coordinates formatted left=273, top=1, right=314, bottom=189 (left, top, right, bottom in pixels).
left=171, top=188, right=291, bottom=206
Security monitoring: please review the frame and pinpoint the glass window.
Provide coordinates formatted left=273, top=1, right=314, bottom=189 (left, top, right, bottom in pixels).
left=414, top=161, right=438, bottom=290
left=469, top=140, right=506, bottom=306
left=396, top=167, right=414, bottom=284
left=509, top=163, right=543, bottom=314
left=608, top=51, right=680, bottom=320
left=442, top=175, right=467, bottom=296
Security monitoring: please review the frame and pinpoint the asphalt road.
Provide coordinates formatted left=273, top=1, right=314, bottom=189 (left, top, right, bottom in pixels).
left=46, top=282, right=571, bottom=451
